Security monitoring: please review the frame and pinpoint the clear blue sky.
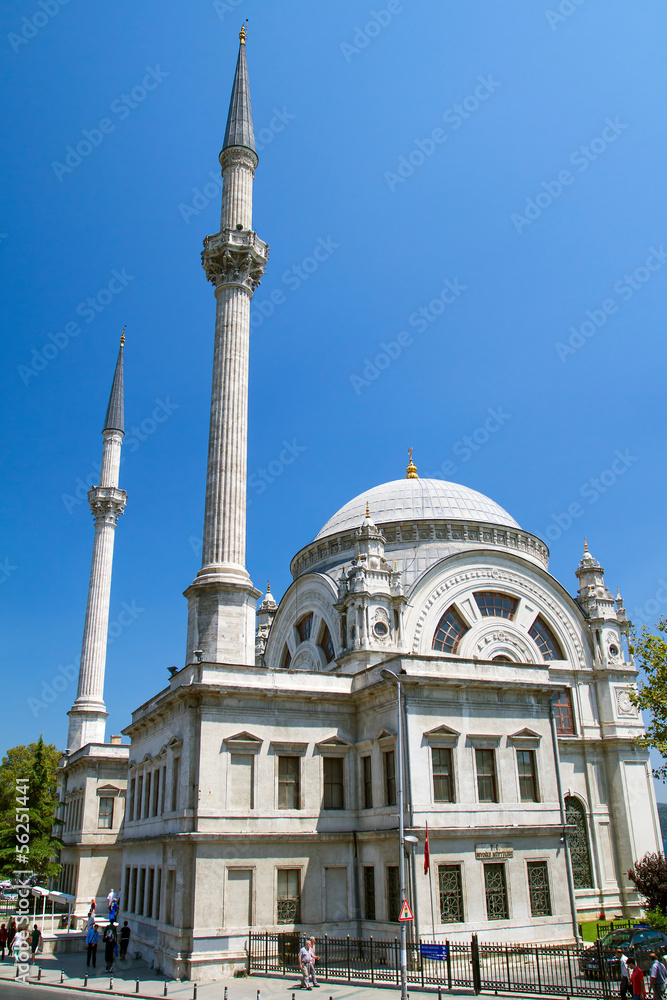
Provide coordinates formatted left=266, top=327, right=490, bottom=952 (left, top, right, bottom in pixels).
left=2, top=1, right=667, bottom=795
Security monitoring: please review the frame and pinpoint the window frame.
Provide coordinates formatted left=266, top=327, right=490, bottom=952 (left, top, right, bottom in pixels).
left=432, top=605, right=469, bottom=654
left=516, top=749, right=539, bottom=803
left=526, top=860, right=552, bottom=917
left=97, top=796, right=114, bottom=829
left=475, top=748, right=498, bottom=803
left=432, top=746, right=455, bottom=804
left=362, top=755, right=373, bottom=810
left=277, top=755, right=301, bottom=810
left=438, top=863, right=465, bottom=923
left=383, top=749, right=397, bottom=807
left=474, top=591, right=518, bottom=620
left=483, top=862, right=510, bottom=921
left=276, top=868, right=301, bottom=925
left=322, top=756, right=344, bottom=810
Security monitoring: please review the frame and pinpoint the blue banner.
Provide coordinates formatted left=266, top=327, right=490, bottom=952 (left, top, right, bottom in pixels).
left=420, top=944, right=447, bottom=961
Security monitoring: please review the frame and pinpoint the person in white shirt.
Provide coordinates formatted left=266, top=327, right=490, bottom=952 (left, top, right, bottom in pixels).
left=298, top=942, right=312, bottom=990
left=618, top=948, right=630, bottom=1000
left=308, top=938, right=319, bottom=988
left=649, top=953, right=667, bottom=1000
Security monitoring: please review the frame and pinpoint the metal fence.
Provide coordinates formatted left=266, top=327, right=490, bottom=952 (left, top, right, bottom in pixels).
left=248, top=932, right=630, bottom=998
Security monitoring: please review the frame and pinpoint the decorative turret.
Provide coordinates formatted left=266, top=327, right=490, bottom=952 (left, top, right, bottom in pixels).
left=184, top=28, right=268, bottom=665
left=334, top=504, right=406, bottom=655
left=67, top=333, right=127, bottom=751
left=575, top=539, right=629, bottom=667
left=255, top=582, right=277, bottom=665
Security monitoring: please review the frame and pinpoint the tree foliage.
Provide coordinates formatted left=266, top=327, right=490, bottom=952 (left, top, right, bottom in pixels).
left=0, top=736, right=62, bottom=881
left=627, top=852, right=667, bottom=911
left=630, top=618, right=667, bottom=781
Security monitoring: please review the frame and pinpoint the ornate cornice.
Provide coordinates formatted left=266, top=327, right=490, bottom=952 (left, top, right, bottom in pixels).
left=201, top=229, right=268, bottom=292
left=87, top=486, right=127, bottom=525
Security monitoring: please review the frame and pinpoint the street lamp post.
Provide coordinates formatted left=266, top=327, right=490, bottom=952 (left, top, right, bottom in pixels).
left=381, top=668, right=408, bottom=1000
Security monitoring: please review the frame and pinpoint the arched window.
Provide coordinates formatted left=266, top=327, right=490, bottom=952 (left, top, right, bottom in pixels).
left=319, top=624, right=335, bottom=664
left=529, top=616, right=563, bottom=661
left=565, top=796, right=593, bottom=889
left=474, top=592, right=518, bottom=620
left=280, top=645, right=292, bottom=669
left=297, top=614, right=313, bottom=643
left=433, top=606, right=469, bottom=654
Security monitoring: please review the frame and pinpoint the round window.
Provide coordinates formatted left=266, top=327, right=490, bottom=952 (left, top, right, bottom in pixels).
left=374, top=621, right=389, bottom=638
left=609, top=644, right=619, bottom=658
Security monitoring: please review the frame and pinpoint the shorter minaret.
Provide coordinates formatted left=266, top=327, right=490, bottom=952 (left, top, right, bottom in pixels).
left=67, top=334, right=127, bottom=751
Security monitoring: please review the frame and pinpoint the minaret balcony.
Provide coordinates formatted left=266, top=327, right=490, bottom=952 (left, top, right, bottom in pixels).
left=202, top=229, right=269, bottom=291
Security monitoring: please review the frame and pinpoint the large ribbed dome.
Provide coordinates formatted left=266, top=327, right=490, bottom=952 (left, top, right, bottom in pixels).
left=315, top=478, right=520, bottom=540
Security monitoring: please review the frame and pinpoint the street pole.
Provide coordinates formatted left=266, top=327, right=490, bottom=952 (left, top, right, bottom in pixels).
left=382, top=668, right=408, bottom=1000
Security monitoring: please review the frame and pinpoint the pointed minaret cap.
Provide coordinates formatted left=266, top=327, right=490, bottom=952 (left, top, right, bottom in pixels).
left=261, top=579, right=276, bottom=608
left=406, top=448, right=418, bottom=479
left=222, top=25, right=256, bottom=154
left=103, top=330, right=125, bottom=434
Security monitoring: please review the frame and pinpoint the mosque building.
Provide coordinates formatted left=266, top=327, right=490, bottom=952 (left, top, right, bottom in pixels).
left=56, top=29, right=662, bottom=981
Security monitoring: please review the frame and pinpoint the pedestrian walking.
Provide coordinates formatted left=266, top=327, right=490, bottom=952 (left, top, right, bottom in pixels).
left=299, top=940, right=313, bottom=989
left=109, top=897, right=119, bottom=922
left=6, top=918, right=16, bottom=957
left=86, top=923, right=99, bottom=969
left=30, top=924, right=41, bottom=961
left=308, top=938, right=319, bottom=988
left=618, top=948, right=630, bottom=1000
left=103, top=923, right=116, bottom=973
left=119, top=921, right=131, bottom=960
left=106, top=889, right=116, bottom=914
left=13, top=928, right=26, bottom=966
left=0, top=923, right=7, bottom=960
left=628, top=958, right=646, bottom=1000
left=650, top=954, right=667, bottom=1000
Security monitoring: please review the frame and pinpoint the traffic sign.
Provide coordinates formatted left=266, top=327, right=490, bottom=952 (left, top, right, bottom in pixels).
left=398, top=899, right=414, bottom=921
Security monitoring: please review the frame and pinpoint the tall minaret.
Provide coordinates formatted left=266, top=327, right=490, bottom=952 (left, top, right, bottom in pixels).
left=184, top=27, right=268, bottom=666
left=67, top=334, right=127, bottom=751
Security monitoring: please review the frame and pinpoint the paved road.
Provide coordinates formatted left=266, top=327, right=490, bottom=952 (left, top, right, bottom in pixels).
left=0, top=988, right=111, bottom=1000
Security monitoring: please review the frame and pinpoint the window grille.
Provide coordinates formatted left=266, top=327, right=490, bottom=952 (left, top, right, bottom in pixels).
left=484, top=863, right=509, bottom=920
left=527, top=861, right=552, bottom=916
left=438, top=864, right=464, bottom=922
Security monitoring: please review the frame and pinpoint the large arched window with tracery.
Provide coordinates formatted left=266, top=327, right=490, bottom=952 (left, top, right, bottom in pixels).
left=432, top=606, right=469, bottom=654
left=565, top=796, right=593, bottom=889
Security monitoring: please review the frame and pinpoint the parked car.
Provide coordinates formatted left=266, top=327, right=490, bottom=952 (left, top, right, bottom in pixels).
left=580, top=926, right=667, bottom=979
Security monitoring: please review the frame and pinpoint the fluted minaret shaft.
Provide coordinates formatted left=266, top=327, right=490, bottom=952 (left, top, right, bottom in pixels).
left=67, top=340, right=126, bottom=751
left=184, top=31, right=268, bottom=666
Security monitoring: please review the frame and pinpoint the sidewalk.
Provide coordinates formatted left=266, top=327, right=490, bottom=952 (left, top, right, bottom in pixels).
left=0, top=952, right=466, bottom=1000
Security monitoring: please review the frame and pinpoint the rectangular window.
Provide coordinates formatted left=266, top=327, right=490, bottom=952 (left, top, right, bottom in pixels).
left=171, top=759, right=180, bottom=812
left=166, top=870, right=175, bottom=925
left=124, top=866, right=131, bottom=909
left=146, top=868, right=155, bottom=918
left=517, top=750, right=539, bottom=802
left=362, top=756, right=373, bottom=809
left=386, top=866, right=399, bottom=922
left=438, top=864, right=464, bottom=923
left=136, top=776, right=143, bottom=820
left=432, top=747, right=455, bottom=803
left=475, top=749, right=498, bottom=803
left=363, top=866, right=376, bottom=920
left=230, top=754, right=254, bottom=810
left=98, top=797, right=114, bottom=829
left=130, top=867, right=138, bottom=914
left=144, top=772, right=152, bottom=819
left=155, top=867, right=162, bottom=921
left=278, top=756, right=300, bottom=809
left=128, top=779, right=136, bottom=821
left=137, top=868, right=146, bottom=916
left=161, top=767, right=167, bottom=814
left=553, top=691, right=574, bottom=735
left=484, top=863, right=509, bottom=920
left=384, top=750, right=396, bottom=807
left=323, top=757, right=344, bottom=809
left=152, top=769, right=160, bottom=816
left=527, top=861, right=552, bottom=916
left=276, top=869, right=300, bottom=924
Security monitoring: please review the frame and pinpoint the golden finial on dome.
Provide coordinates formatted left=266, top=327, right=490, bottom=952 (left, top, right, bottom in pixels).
left=584, top=537, right=588, bottom=553
left=266, top=580, right=270, bottom=592
left=406, top=447, right=418, bottom=479
left=120, top=325, right=126, bottom=345
left=239, top=22, right=247, bottom=43
left=365, top=501, right=370, bottom=518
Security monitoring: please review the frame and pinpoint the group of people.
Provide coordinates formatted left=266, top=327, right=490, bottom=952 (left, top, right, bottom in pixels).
left=618, top=949, right=667, bottom=1000
left=84, top=892, right=131, bottom=973
left=298, top=937, right=319, bottom=990
left=0, top=920, right=42, bottom=962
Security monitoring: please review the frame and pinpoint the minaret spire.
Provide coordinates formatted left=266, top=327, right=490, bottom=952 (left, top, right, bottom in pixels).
left=67, top=334, right=128, bottom=751
left=184, top=31, right=268, bottom=665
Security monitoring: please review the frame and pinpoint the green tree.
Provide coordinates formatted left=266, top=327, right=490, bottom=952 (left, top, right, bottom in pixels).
left=0, top=736, right=62, bottom=881
left=630, top=618, right=667, bottom=780
left=627, top=852, right=667, bottom=911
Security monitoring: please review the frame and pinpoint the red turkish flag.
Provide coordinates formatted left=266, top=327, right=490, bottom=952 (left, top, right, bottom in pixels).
left=424, top=823, right=430, bottom=875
